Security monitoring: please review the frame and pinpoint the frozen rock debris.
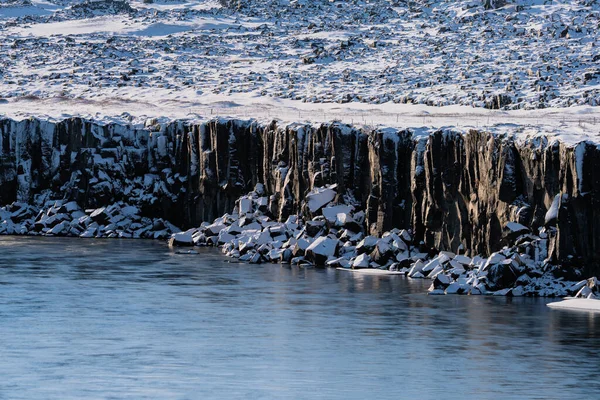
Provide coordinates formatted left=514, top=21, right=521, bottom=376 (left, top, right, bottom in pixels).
left=169, top=184, right=596, bottom=298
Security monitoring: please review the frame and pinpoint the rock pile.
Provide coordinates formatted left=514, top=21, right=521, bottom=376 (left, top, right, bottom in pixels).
left=0, top=199, right=180, bottom=239
left=170, top=184, right=596, bottom=298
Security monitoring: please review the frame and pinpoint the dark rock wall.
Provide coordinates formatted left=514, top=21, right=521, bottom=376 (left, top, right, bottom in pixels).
left=0, top=116, right=598, bottom=273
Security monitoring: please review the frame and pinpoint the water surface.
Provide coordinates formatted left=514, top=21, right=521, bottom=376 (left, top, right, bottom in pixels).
left=0, top=237, right=598, bottom=399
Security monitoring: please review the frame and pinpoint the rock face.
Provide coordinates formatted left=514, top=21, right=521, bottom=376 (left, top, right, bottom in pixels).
left=0, top=116, right=598, bottom=274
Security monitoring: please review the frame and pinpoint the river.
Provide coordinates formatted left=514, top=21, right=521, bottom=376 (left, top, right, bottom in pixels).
left=0, top=237, right=598, bottom=399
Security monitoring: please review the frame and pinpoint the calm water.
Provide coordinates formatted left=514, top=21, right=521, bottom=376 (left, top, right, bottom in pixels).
left=0, top=237, right=599, bottom=400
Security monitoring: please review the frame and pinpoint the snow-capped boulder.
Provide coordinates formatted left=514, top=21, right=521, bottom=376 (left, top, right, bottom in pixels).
left=305, top=236, right=339, bottom=265
left=306, top=186, right=337, bottom=213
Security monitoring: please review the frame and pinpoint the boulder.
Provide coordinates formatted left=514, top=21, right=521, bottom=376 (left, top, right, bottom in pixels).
left=352, top=253, right=370, bottom=268
left=486, top=263, right=519, bottom=291
left=305, top=236, right=339, bottom=265
left=306, top=186, right=336, bottom=213
left=169, top=230, right=195, bottom=247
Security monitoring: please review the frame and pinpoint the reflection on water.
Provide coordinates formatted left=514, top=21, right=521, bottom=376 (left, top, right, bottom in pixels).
left=0, top=236, right=598, bottom=400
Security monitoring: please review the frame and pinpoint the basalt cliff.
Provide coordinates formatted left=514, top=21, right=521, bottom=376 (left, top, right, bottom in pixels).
left=0, top=117, right=598, bottom=275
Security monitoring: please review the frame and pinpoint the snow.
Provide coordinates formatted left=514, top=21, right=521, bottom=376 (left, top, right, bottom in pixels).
left=545, top=194, right=561, bottom=225
left=547, top=298, right=600, bottom=312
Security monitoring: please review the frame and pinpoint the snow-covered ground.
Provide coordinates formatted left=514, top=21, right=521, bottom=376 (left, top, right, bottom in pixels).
left=1, top=0, right=600, bottom=128
left=1, top=94, right=600, bottom=145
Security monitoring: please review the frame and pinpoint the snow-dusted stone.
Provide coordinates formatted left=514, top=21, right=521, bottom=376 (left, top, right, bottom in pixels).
left=254, top=230, right=272, bottom=247
left=306, top=186, right=337, bottom=213
left=206, top=223, right=226, bottom=236
left=157, top=135, right=168, bottom=157
left=439, top=251, right=456, bottom=259
left=89, top=207, right=110, bottom=224
left=169, top=230, right=195, bottom=247
left=353, top=211, right=366, bottom=225
left=389, top=233, right=408, bottom=251
left=59, top=201, right=80, bottom=214
left=47, top=221, right=69, bottom=235
left=80, top=227, right=97, bottom=238
left=327, top=257, right=351, bottom=269
left=503, top=221, right=531, bottom=244
left=427, top=265, right=445, bottom=279
left=218, top=231, right=236, bottom=245
left=290, top=256, right=305, bottom=265
left=249, top=252, right=263, bottom=264
left=268, top=223, right=287, bottom=237
left=505, top=221, right=529, bottom=234
left=576, top=286, right=593, bottom=298
left=239, top=252, right=253, bottom=262
left=352, top=253, right=370, bottom=269
left=370, top=239, right=394, bottom=265
left=410, top=253, right=428, bottom=261
left=408, top=260, right=425, bottom=278
left=482, top=252, right=506, bottom=271
left=432, top=273, right=451, bottom=290
left=453, top=255, right=472, bottom=266
left=445, top=282, right=462, bottom=295
left=305, top=220, right=326, bottom=237
left=399, top=229, right=412, bottom=243
left=241, top=221, right=262, bottom=231
left=396, top=252, right=410, bottom=263
left=280, top=248, right=293, bottom=263
left=238, top=197, right=253, bottom=215
left=356, top=236, right=378, bottom=254
left=305, top=236, right=339, bottom=265
left=337, top=213, right=362, bottom=233
left=267, top=248, right=284, bottom=262
left=291, top=238, right=310, bottom=257
left=254, top=183, right=265, bottom=196
left=493, top=288, right=513, bottom=296
left=256, top=243, right=271, bottom=255
left=322, top=205, right=352, bottom=224
left=284, top=215, right=299, bottom=231
left=255, top=197, right=269, bottom=212
left=422, top=254, right=447, bottom=273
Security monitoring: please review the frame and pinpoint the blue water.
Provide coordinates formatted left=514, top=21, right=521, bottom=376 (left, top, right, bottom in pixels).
left=0, top=236, right=598, bottom=400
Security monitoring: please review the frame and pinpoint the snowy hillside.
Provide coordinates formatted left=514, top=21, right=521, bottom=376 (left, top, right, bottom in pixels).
left=0, top=0, right=599, bottom=114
